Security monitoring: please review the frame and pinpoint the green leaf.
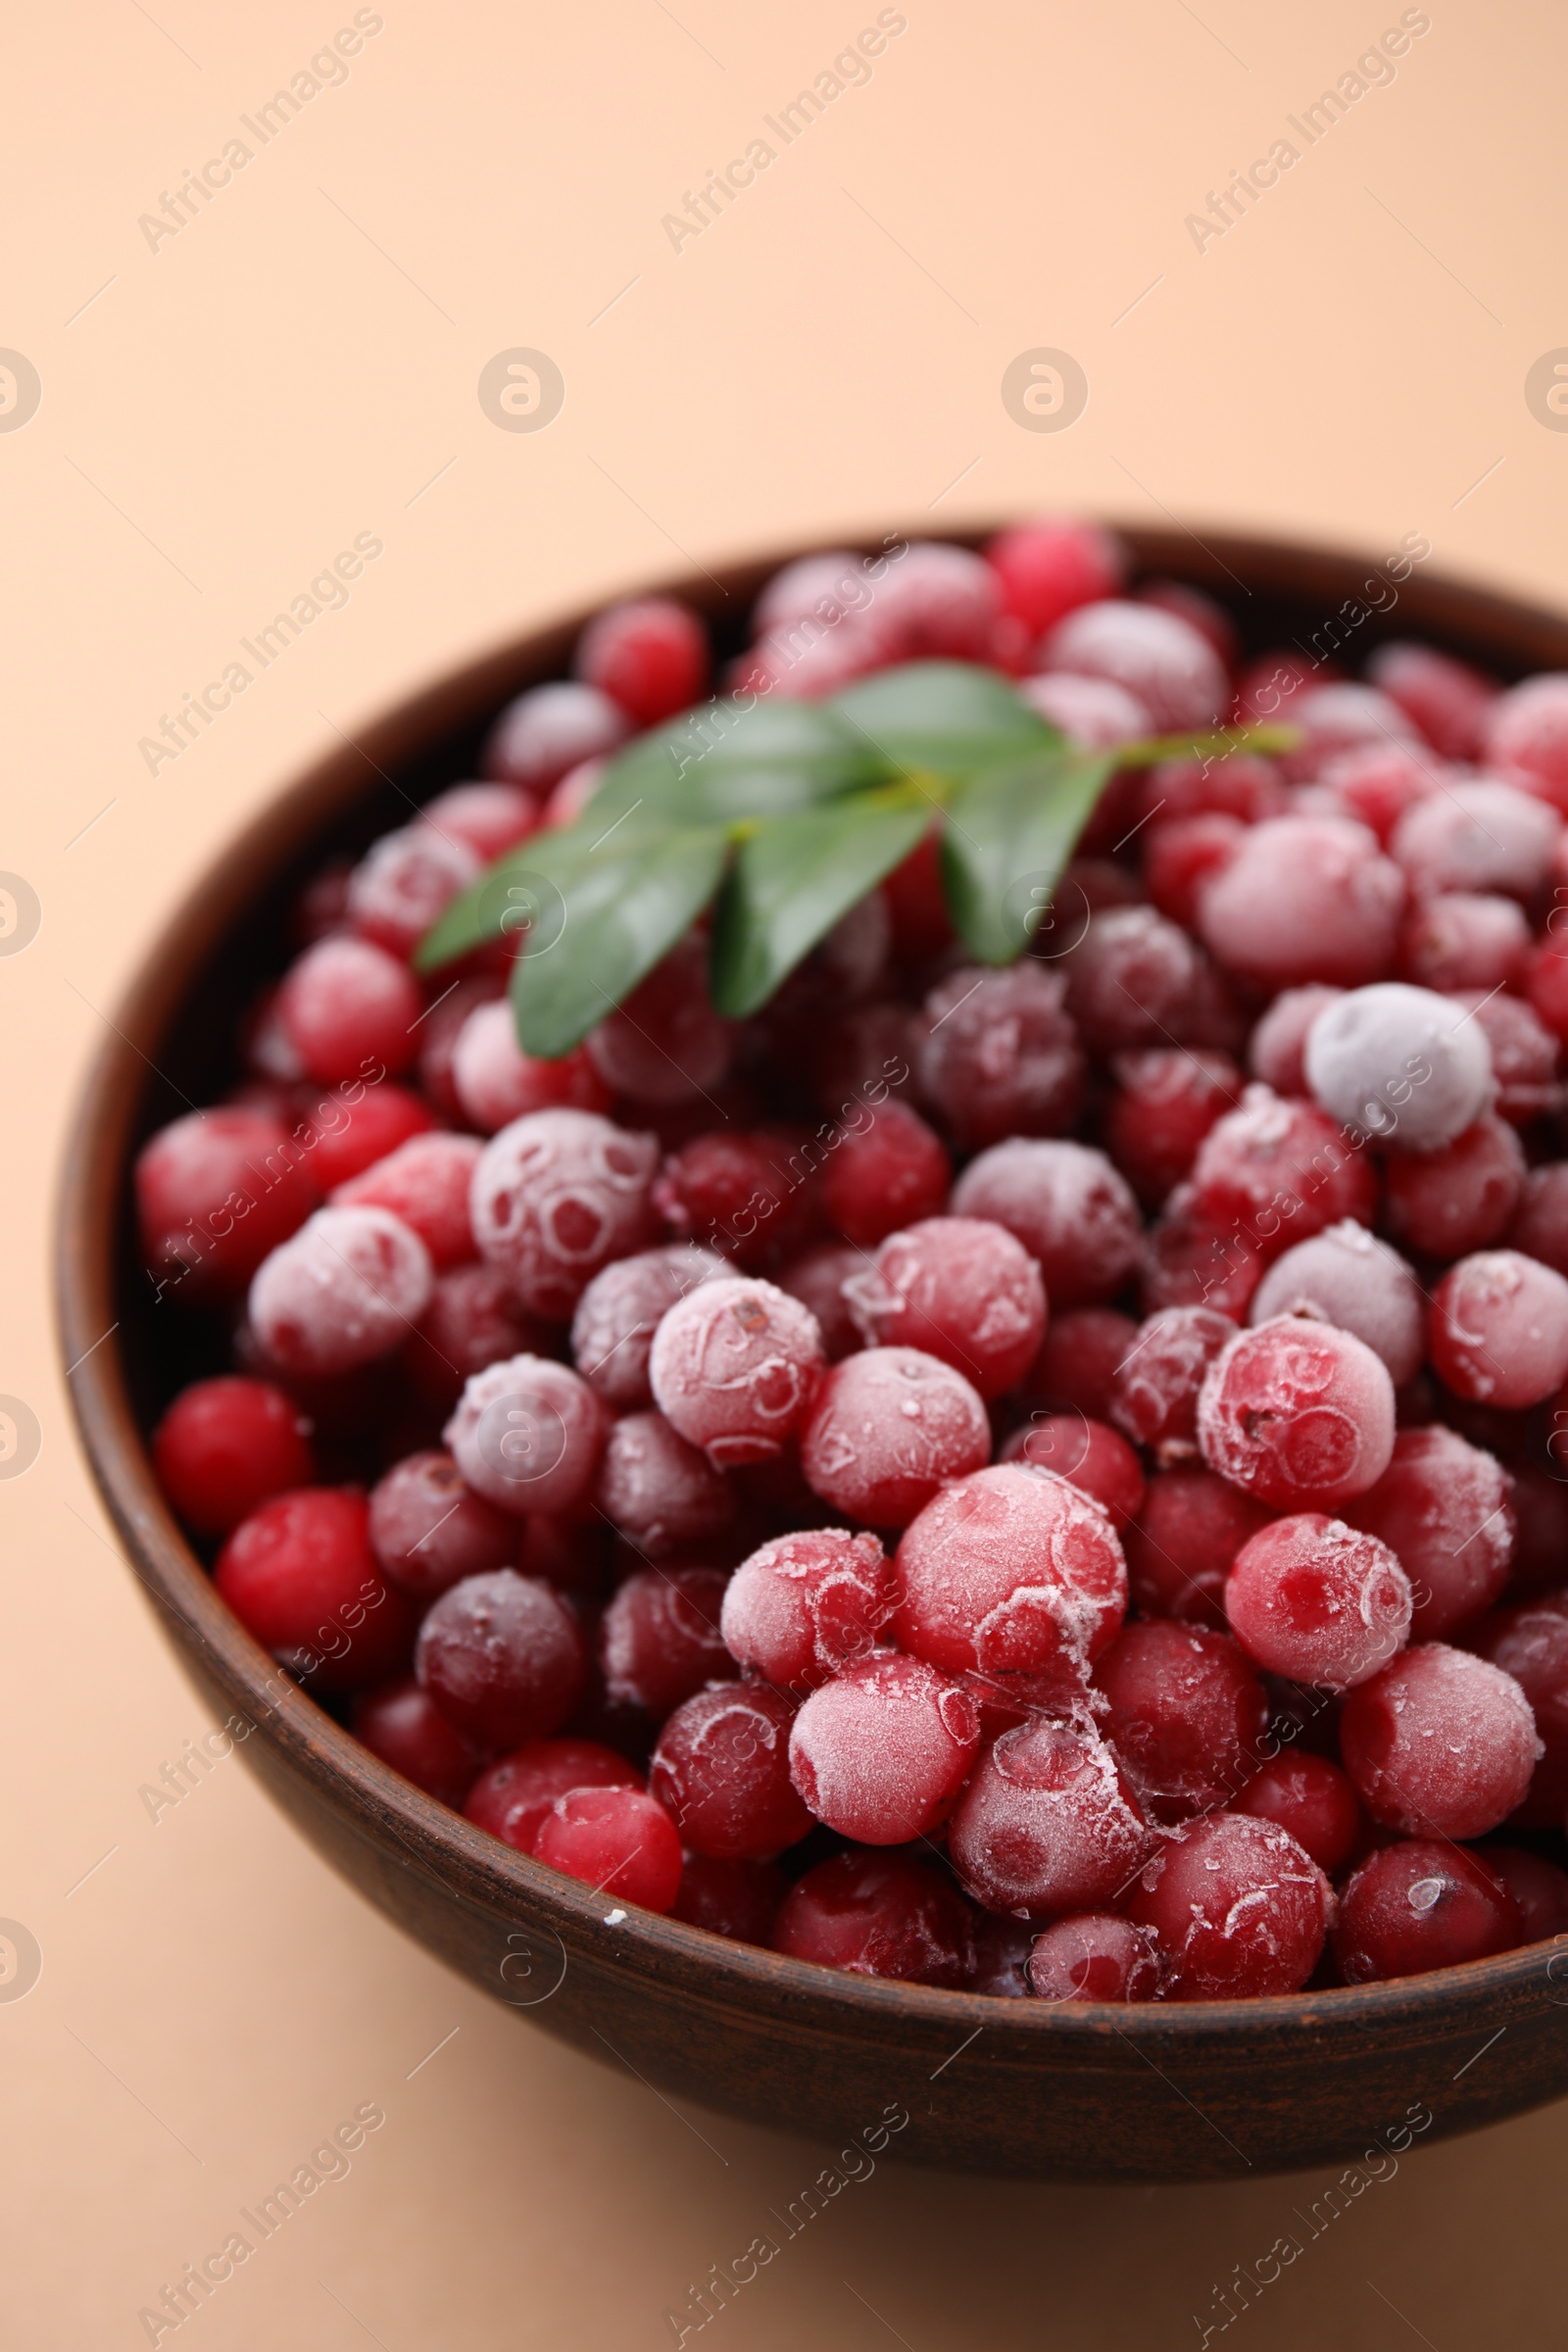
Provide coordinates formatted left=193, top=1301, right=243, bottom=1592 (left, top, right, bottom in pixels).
left=940, top=746, right=1118, bottom=964
left=710, top=790, right=931, bottom=1018
left=828, top=661, right=1058, bottom=776
left=509, top=823, right=729, bottom=1058
left=583, top=695, right=882, bottom=826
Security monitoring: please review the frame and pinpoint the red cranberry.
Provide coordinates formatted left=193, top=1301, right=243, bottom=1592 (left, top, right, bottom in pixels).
left=276, top=935, right=422, bottom=1084
left=719, top=1528, right=896, bottom=1691
left=649, top=1682, right=810, bottom=1859
left=585, top=939, right=734, bottom=1107
left=574, top=596, right=709, bottom=725
left=789, top=1653, right=979, bottom=1843
left=1146, top=748, right=1285, bottom=825
left=650, top=1274, right=825, bottom=1467
left=1020, top=1306, right=1138, bottom=1422
left=136, top=1108, right=318, bottom=1303
left=1346, top=1427, right=1514, bottom=1641
left=534, top=1785, right=683, bottom=1911
left=1199, top=816, right=1404, bottom=990
left=819, top=1100, right=950, bottom=1248
left=1393, top=779, right=1558, bottom=902
left=1248, top=986, right=1344, bottom=1098
left=1126, top=1814, right=1331, bottom=1999
left=1028, top=1914, right=1161, bottom=2003
left=880, top=830, right=953, bottom=962
left=420, top=781, right=539, bottom=860
left=1104, top=1049, right=1241, bottom=1207
left=416, top=973, right=503, bottom=1121
left=844, top=1216, right=1043, bottom=1398
left=1020, top=672, right=1151, bottom=750
left=1187, top=1087, right=1376, bottom=1263
left=1141, top=1207, right=1263, bottom=1321
left=949, top=1710, right=1155, bottom=1916
left=570, top=1243, right=725, bottom=1408
left=465, top=1738, right=642, bottom=1850
left=1453, top=991, right=1560, bottom=1126
left=1110, top=1305, right=1236, bottom=1462
left=1469, top=1597, right=1568, bottom=1825
left=1143, top=813, right=1244, bottom=933
left=368, top=1450, right=514, bottom=1604
left=1235, top=650, right=1339, bottom=724
left=400, top=1262, right=547, bottom=1414
left=1430, top=1249, right=1568, bottom=1407
left=1002, top=1416, right=1145, bottom=1530
left=346, top=824, right=480, bottom=959
left=1232, top=1749, right=1361, bottom=1873
left=1367, top=640, right=1497, bottom=760
left=1249, top=1223, right=1425, bottom=1390
left=1136, top=576, right=1238, bottom=666
left=215, top=1488, right=413, bottom=1691
left=599, top=1565, right=735, bottom=1716
left=771, top=1849, right=975, bottom=1987
left=471, top=1107, right=660, bottom=1318
left=1482, top=1845, right=1568, bottom=1939
left=671, top=1854, right=786, bottom=1943
left=1199, top=1318, right=1396, bottom=1508
left=300, top=1081, right=436, bottom=1189
left=1276, top=682, right=1419, bottom=784
left=481, top=680, right=629, bottom=792
left=799, top=1348, right=989, bottom=1527
left=951, top=1138, right=1141, bottom=1308
left=654, top=1129, right=818, bottom=1269
left=1313, top=741, right=1441, bottom=841
left=1341, top=1642, right=1540, bottom=1838
left=416, top=1569, right=586, bottom=1747
left=595, top=1410, right=735, bottom=1555
left=774, top=1242, right=862, bottom=1362
left=452, top=1002, right=611, bottom=1133
left=1039, top=599, right=1227, bottom=730
left=1095, top=1620, right=1267, bottom=1823
left=249, top=1206, right=433, bottom=1377
left=1304, top=981, right=1493, bottom=1154
left=1529, top=936, right=1568, bottom=1046
left=984, top=515, right=1125, bottom=635
left=1124, top=1467, right=1273, bottom=1630
left=352, top=1676, right=480, bottom=1807
left=153, top=1377, right=316, bottom=1536
left=443, top=1353, right=608, bottom=1517
left=333, top=1132, right=480, bottom=1269
left=1225, top=1513, right=1411, bottom=1690
left=1400, top=894, right=1530, bottom=995
left=1061, top=906, right=1201, bottom=1055
left=918, top=964, right=1085, bottom=1150
left=1332, top=1840, right=1520, bottom=1983
left=1384, top=1117, right=1525, bottom=1261
left=894, top=1463, right=1127, bottom=1678
left=869, top=541, right=1002, bottom=661
left=1483, top=673, right=1568, bottom=813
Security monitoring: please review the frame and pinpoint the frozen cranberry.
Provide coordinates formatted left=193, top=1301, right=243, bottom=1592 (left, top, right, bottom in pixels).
left=1235, top=650, right=1338, bottom=724
left=1020, top=1306, right=1139, bottom=1422
left=600, top=1565, right=735, bottom=1715
left=1452, top=992, right=1559, bottom=1126
left=1232, top=1749, right=1361, bottom=1873
left=753, top=548, right=875, bottom=635
left=1199, top=1318, right=1396, bottom=1508
left=1141, top=1208, right=1263, bottom=1321
left=573, top=595, right=708, bottom=725
left=1342, top=1642, right=1540, bottom=1837
left=1503, top=1464, right=1568, bottom=1598
left=249, top=1205, right=433, bottom=1377
left=870, top=541, right=1002, bottom=661
left=1095, top=1620, right=1267, bottom=1823
left=346, top=823, right=480, bottom=959
left=1383, top=1117, right=1524, bottom=1263
left=918, top=965, right=1085, bottom=1150
left=1060, top=906, right=1200, bottom=1055
left=416, top=972, right=503, bottom=1121
left=1276, top=682, right=1419, bottom=785
left=534, top=1784, right=683, bottom=1910
left=153, top=1377, right=316, bottom=1536
left=136, top=1108, right=318, bottom=1303
left=1127, top=1813, right=1330, bottom=1998
left=1396, top=782, right=1560, bottom=905
left=417, top=1569, right=586, bottom=1746
left=1312, top=741, right=1442, bottom=842
left=1345, top=1427, right=1514, bottom=1642
left=816, top=1101, right=949, bottom=1250
left=772, top=1849, right=974, bottom=1987
left=650, top=1682, right=809, bottom=1859
left=444, top=1353, right=608, bottom=1516
left=471, top=1108, right=660, bottom=1319
left=1187, top=1087, right=1376, bottom=1262
left=650, top=1274, right=824, bottom=1469
left=1332, top=1840, right=1520, bottom=1983
left=570, top=1243, right=724, bottom=1408
left=276, top=936, right=422, bottom=1085
left=985, top=515, right=1124, bottom=635
left=595, top=1410, right=734, bottom=1555
left=1199, top=816, right=1404, bottom=991
left=1028, top=1914, right=1161, bottom=2002
left=799, top=1347, right=989, bottom=1527
left=1248, top=987, right=1345, bottom=1099
left=420, top=781, right=539, bottom=860
left=368, top=1449, right=514, bottom=1602
left=1003, top=1416, right=1145, bottom=1530
left=1110, top=1305, right=1237, bottom=1463
left=775, top=1243, right=861, bottom=1362
left=1225, top=1513, right=1411, bottom=1690
left=1143, top=813, right=1244, bottom=933
left=894, top=1463, right=1127, bottom=1677
left=671, top=1854, right=785, bottom=1942
left=1249, top=1223, right=1424, bottom=1390
left=400, top=1262, right=546, bottom=1413
left=1430, top=1250, right=1568, bottom=1407
left=654, top=1129, right=817, bottom=1269
left=1530, top=941, right=1568, bottom=1066
left=465, top=1737, right=641, bottom=1850
left=215, top=1488, right=413, bottom=1691
left=333, top=1132, right=481, bottom=1270
left=1017, top=671, right=1151, bottom=748
left=842, top=1218, right=1043, bottom=1399
left=720, top=1529, right=894, bottom=1691
left=481, top=679, right=629, bottom=791
left=1125, top=1467, right=1273, bottom=1629
left=949, top=1709, right=1155, bottom=1916
left=1470, top=1599, right=1568, bottom=1825
left=1039, top=599, right=1227, bottom=730
left=1482, top=1846, right=1568, bottom=1939
left=584, top=939, right=734, bottom=1108
left=352, top=1676, right=480, bottom=1807
left=1367, top=640, right=1497, bottom=760
left=1508, top=1167, right=1568, bottom=1276
left=1147, top=748, right=1285, bottom=827
left=952, top=1139, right=1141, bottom=1310
left=789, top=1653, right=979, bottom=1843
left=542, top=755, right=611, bottom=829
left=1304, top=983, right=1493, bottom=1153
left=452, top=1002, right=610, bottom=1134
left=1104, top=1050, right=1241, bottom=1208
left=970, top=1912, right=1036, bottom=1996
left=299, top=1081, right=436, bottom=1190
left=1484, top=673, right=1568, bottom=812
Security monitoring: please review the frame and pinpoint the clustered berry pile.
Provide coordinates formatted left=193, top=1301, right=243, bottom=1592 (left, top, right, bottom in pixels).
left=138, top=519, right=1568, bottom=2003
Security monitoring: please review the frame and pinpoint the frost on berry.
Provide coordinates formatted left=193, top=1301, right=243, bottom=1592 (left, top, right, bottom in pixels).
left=951, top=1138, right=1141, bottom=1308
left=1001, top=1414, right=1146, bottom=1530
left=649, top=1274, right=825, bottom=1467
left=452, top=1001, right=611, bottom=1134
left=1303, top=982, right=1493, bottom=1152
left=1339, top=1642, right=1542, bottom=1839
left=1345, top=1426, right=1514, bottom=1641
left=584, top=938, right=735, bottom=1106
left=918, top=965, right=1085, bottom=1150
left=444, top=1351, right=609, bottom=1516
left=843, top=1216, right=1045, bottom=1399
left=249, top=1205, right=433, bottom=1377
left=1061, top=905, right=1201, bottom=1054
left=1224, top=1512, right=1412, bottom=1690
left=788, top=1653, right=980, bottom=1843
left=1123, top=1467, right=1273, bottom=1630
left=1110, top=1305, right=1237, bottom=1463
left=570, top=1243, right=726, bottom=1409
left=1249, top=1222, right=1425, bottom=1390
left=719, top=1528, right=896, bottom=1690
left=470, top=1107, right=660, bottom=1319
left=1092, top=1619, right=1268, bottom=1823
left=1198, top=1316, right=1396, bottom=1508
left=600, top=1566, right=736, bottom=1717
left=1333, top=1840, right=1520, bottom=1984
left=1391, top=779, right=1559, bottom=902
left=346, top=823, right=480, bottom=959
left=1125, top=1813, right=1330, bottom=1999
left=948, top=1707, right=1156, bottom=1917
left=333, top=1132, right=482, bottom=1270
left=1038, top=598, right=1228, bottom=730
left=799, top=1348, right=990, bottom=1527
left=893, top=1462, right=1128, bottom=1679
left=1198, top=815, right=1404, bottom=991
left=650, top=1683, right=810, bottom=1861
left=594, top=1409, right=735, bottom=1554
left=1428, top=1249, right=1568, bottom=1408
left=1028, top=1914, right=1162, bottom=2003
left=368, top=1449, right=514, bottom=1602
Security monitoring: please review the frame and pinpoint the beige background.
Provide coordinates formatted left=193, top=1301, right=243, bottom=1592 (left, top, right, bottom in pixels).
left=6, top=1, right=1568, bottom=2343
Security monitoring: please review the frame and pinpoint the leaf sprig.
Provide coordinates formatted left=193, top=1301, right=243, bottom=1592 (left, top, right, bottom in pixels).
left=416, top=662, right=1297, bottom=1060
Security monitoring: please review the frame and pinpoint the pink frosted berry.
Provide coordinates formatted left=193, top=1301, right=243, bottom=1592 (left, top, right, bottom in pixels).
left=599, top=1565, right=735, bottom=1717
left=276, top=935, right=422, bottom=1084
left=1340, top=1642, right=1541, bottom=1838
left=1367, top=639, right=1497, bottom=760
left=1312, top=741, right=1441, bottom=841
left=799, top=1347, right=989, bottom=1527
left=569, top=1243, right=725, bottom=1408
left=1383, top=1115, right=1525, bottom=1261
left=574, top=595, right=709, bottom=726
left=444, top=1352, right=609, bottom=1516
left=1198, top=1318, right=1396, bottom=1507
left=470, top=1108, right=660, bottom=1319
left=333, top=1132, right=482, bottom=1270
left=1224, top=1513, right=1412, bottom=1690
left=893, top=1463, right=1128, bottom=1678
left=1249, top=1222, right=1424, bottom=1390
left=249, top=1205, right=432, bottom=1377
left=1187, top=1086, right=1376, bottom=1261
left=481, top=679, right=629, bottom=791
left=594, top=1409, right=734, bottom=1555
left=1001, top=1415, right=1145, bottom=1530
left=1018, top=671, right=1151, bottom=747
left=1028, top=1914, right=1162, bottom=2003
left=918, top=964, right=1085, bottom=1150
left=1199, top=815, right=1404, bottom=991
left=345, top=823, right=481, bottom=958
left=368, top=1449, right=514, bottom=1602
left=951, top=1138, right=1141, bottom=1309
left=870, top=540, right=1002, bottom=661
left=452, top=1001, right=610, bottom=1134
left=1061, top=905, right=1200, bottom=1054
left=720, top=1528, right=896, bottom=1691
left=420, top=781, right=539, bottom=860
left=650, top=1274, right=825, bottom=1468
left=650, top=1682, right=810, bottom=1860
left=843, top=1216, right=1045, bottom=1399
left=949, top=1710, right=1155, bottom=1917
left=1110, top=1305, right=1238, bottom=1463
left=135, top=1107, right=318, bottom=1303
left=1248, top=986, right=1344, bottom=1098
left=1345, top=1427, right=1513, bottom=1641
left=1126, top=1814, right=1331, bottom=1999
left=1429, top=1250, right=1568, bottom=1407
left=1470, top=1599, right=1568, bottom=1825
left=1103, top=1048, right=1241, bottom=1207
left=1483, top=672, right=1568, bottom=813
left=584, top=938, right=734, bottom=1106
left=1303, top=982, right=1493, bottom=1153
left=1093, top=1620, right=1268, bottom=1822
left=1453, top=992, right=1560, bottom=1126
left=1038, top=599, right=1228, bottom=729
left=770, top=1849, right=975, bottom=1987
left=789, top=1652, right=980, bottom=1843
left=400, top=1262, right=545, bottom=1413
left=1274, top=680, right=1418, bottom=783
left=416, top=1569, right=586, bottom=1747
left=1391, top=779, right=1559, bottom=902
left=1124, top=1467, right=1273, bottom=1629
